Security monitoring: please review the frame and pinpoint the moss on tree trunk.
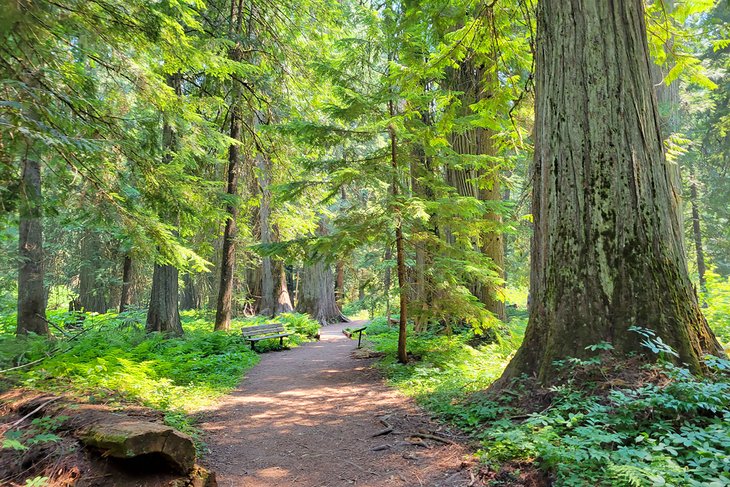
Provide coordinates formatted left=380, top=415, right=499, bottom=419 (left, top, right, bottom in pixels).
left=495, top=0, right=724, bottom=386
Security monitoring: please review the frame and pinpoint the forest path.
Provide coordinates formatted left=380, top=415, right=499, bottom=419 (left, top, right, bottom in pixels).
left=198, top=321, right=476, bottom=487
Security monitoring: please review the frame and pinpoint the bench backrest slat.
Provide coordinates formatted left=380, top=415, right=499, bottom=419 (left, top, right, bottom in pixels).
left=242, top=323, right=286, bottom=337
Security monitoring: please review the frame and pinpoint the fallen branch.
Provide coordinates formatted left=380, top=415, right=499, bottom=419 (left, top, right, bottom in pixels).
left=371, top=427, right=393, bottom=437
left=6, top=397, right=60, bottom=430
left=410, top=433, right=455, bottom=445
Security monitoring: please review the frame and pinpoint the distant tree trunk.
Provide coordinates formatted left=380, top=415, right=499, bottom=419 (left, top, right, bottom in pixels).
left=297, top=220, right=346, bottom=325
left=410, top=109, right=436, bottom=332
left=119, top=255, right=133, bottom=312
left=180, top=273, right=200, bottom=310
left=495, top=0, right=724, bottom=386
left=257, top=153, right=276, bottom=316
left=297, top=260, right=346, bottom=325
left=383, top=244, right=392, bottom=323
left=146, top=263, right=183, bottom=335
left=146, top=73, right=183, bottom=336
left=475, top=177, right=506, bottom=322
left=445, top=38, right=505, bottom=323
left=274, top=260, right=294, bottom=314
left=78, top=235, right=107, bottom=313
left=335, top=261, right=345, bottom=306
left=17, top=157, right=48, bottom=336
left=689, top=163, right=707, bottom=290
left=215, top=45, right=243, bottom=331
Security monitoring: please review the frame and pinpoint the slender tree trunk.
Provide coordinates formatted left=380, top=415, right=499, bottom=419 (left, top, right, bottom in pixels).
left=388, top=101, right=408, bottom=363
left=383, top=244, right=392, bottom=323
left=495, top=0, right=724, bottom=386
left=215, top=45, right=243, bottom=331
left=17, top=157, right=48, bottom=336
left=146, top=73, right=183, bottom=336
left=257, top=153, right=276, bottom=316
left=119, top=255, right=133, bottom=312
left=689, top=163, right=707, bottom=289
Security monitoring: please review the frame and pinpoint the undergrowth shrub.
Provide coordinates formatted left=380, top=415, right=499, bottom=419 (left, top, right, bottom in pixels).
left=365, top=316, right=730, bottom=487
left=481, top=358, right=730, bottom=486
left=704, top=272, right=730, bottom=345
left=1, top=310, right=259, bottom=413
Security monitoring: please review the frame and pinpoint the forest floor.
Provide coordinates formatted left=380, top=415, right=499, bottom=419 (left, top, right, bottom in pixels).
left=198, top=321, right=480, bottom=487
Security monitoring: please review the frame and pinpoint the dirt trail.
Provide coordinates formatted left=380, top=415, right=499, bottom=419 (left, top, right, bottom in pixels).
left=198, top=321, right=477, bottom=487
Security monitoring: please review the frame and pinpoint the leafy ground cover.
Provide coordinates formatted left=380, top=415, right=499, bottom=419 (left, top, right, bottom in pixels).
left=0, top=309, right=320, bottom=440
left=365, top=306, right=730, bottom=486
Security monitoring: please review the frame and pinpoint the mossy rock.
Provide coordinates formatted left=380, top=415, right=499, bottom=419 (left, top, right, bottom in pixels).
left=79, top=420, right=195, bottom=473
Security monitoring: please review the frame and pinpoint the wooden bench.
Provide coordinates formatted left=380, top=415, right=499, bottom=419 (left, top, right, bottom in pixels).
left=241, top=323, right=291, bottom=352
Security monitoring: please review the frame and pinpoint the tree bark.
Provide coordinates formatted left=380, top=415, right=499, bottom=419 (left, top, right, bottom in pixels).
left=215, top=44, right=244, bottom=331
left=257, top=153, right=276, bottom=316
left=689, top=163, right=707, bottom=289
left=17, top=157, right=48, bottom=336
left=146, top=263, right=183, bottom=335
left=296, top=219, right=346, bottom=325
left=180, top=273, right=200, bottom=310
left=274, top=260, right=294, bottom=314
left=78, top=234, right=108, bottom=313
left=119, top=255, right=133, bottom=313
left=495, top=0, right=724, bottom=386
left=335, top=261, right=345, bottom=306
left=383, top=244, right=392, bottom=323
left=388, top=102, right=408, bottom=364
left=146, top=73, right=183, bottom=336
left=445, top=40, right=505, bottom=323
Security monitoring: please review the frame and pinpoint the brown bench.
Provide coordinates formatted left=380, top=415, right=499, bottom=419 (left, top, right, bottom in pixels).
left=241, top=323, right=291, bottom=352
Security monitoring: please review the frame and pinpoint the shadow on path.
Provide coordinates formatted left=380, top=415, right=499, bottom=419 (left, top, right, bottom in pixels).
left=199, top=321, right=475, bottom=486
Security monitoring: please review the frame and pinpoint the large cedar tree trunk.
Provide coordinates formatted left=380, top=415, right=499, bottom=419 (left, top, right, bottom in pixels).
left=496, top=0, right=724, bottom=385
left=146, top=73, right=183, bottom=336
left=297, top=259, right=345, bottom=325
left=17, top=158, right=48, bottom=336
left=445, top=47, right=505, bottom=323
left=146, top=263, right=183, bottom=335
left=297, top=220, right=346, bottom=325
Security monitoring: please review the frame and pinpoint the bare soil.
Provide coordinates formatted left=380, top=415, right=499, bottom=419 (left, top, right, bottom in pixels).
left=198, top=321, right=480, bottom=487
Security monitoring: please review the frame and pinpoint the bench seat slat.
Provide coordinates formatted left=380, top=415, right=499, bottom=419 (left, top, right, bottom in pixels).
left=244, top=333, right=290, bottom=341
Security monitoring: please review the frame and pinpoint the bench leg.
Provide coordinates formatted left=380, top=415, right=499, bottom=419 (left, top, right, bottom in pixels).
left=280, top=336, right=284, bottom=349
left=357, top=330, right=363, bottom=349
left=250, top=341, right=256, bottom=352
